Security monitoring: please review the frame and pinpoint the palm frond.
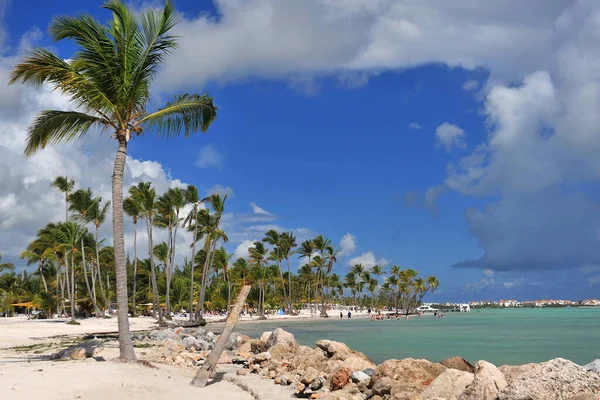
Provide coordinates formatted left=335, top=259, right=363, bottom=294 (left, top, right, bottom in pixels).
left=138, top=93, right=217, bottom=137
left=25, top=111, right=105, bottom=156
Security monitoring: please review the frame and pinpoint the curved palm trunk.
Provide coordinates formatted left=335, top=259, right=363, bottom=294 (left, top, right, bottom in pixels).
left=70, top=252, right=76, bottom=322
left=277, top=260, right=291, bottom=313
left=165, top=224, right=173, bottom=318
left=64, top=255, right=72, bottom=320
left=188, top=208, right=198, bottom=321
left=94, top=225, right=108, bottom=311
left=111, top=135, right=136, bottom=361
left=320, top=269, right=328, bottom=317
left=39, top=262, right=48, bottom=292
left=197, top=238, right=214, bottom=318
left=131, top=220, right=138, bottom=317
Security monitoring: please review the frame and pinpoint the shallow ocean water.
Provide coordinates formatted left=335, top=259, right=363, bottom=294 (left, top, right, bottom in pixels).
left=234, top=308, right=600, bottom=365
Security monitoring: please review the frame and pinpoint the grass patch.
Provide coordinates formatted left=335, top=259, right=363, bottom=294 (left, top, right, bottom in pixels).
left=66, top=320, right=81, bottom=325
left=8, top=343, right=48, bottom=352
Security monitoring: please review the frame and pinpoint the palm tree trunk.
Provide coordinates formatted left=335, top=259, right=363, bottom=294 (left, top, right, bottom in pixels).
left=111, top=134, right=136, bottom=361
left=39, top=263, right=48, bottom=292
left=189, top=208, right=198, bottom=321
left=70, top=252, right=76, bottom=322
left=320, top=268, right=328, bottom=317
left=277, top=260, right=290, bottom=313
left=64, top=257, right=71, bottom=319
left=197, top=238, right=215, bottom=318
left=165, top=225, right=173, bottom=318
left=131, top=220, right=138, bottom=317
left=286, top=258, right=293, bottom=311
left=146, top=218, right=161, bottom=321
left=81, top=238, right=101, bottom=316
left=56, top=266, right=60, bottom=316
left=93, top=225, right=108, bottom=310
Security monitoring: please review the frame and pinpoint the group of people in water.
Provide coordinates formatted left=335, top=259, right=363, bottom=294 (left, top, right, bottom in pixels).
left=368, top=309, right=445, bottom=321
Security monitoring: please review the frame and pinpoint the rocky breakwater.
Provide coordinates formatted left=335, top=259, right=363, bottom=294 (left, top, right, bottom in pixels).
left=133, top=327, right=600, bottom=400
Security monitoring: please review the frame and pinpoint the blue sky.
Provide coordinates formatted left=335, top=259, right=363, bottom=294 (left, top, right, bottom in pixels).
left=1, top=0, right=600, bottom=302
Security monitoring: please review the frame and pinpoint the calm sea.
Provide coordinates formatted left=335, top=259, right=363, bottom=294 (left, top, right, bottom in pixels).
left=234, top=308, right=600, bottom=366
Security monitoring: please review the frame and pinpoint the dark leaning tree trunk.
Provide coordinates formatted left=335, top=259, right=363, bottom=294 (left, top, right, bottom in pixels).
left=112, top=132, right=136, bottom=361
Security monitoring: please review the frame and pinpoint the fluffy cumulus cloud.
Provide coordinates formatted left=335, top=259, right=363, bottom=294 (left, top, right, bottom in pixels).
left=338, top=233, right=356, bottom=257
left=436, top=1, right=600, bottom=272
left=348, top=252, right=389, bottom=268
left=156, top=0, right=572, bottom=91
left=194, top=145, right=222, bottom=169
left=435, top=123, right=467, bottom=152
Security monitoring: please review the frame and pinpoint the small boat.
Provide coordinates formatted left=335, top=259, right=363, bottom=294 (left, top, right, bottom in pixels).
left=416, top=305, right=438, bottom=313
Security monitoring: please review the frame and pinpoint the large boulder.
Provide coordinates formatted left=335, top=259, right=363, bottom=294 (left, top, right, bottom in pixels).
left=260, top=331, right=273, bottom=342
left=420, top=369, right=474, bottom=400
left=182, top=336, right=209, bottom=351
left=499, top=363, right=537, bottom=385
left=331, top=367, right=353, bottom=391
left=267, top=328, right=297, bottom=349
left=316, top=340, right=353, bottom=359
left=370, top=358, right=447, bottom=398
left=290, top=348, right=329, bottom=374
left=343, top=355, right=376, bottom=371
left=226, top=332, right=250, bottom=350
left=325, top=390, right=364, bottom=400
left=250, top=339, right=269, bottom=354
left=156, top=328, right=176, bottom=341
left=458, top=360, right=507, bottom=400
left=498, top=358, right=600, bottom=400
left=584, top=360, right=600, bottom=373
left=440, top=357, right=475, bottom=374
left=269, top=343, right=296, bottom=361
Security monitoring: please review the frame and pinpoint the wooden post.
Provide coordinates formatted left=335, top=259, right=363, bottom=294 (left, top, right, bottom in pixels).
left=190, top=285, right=251, bottom=388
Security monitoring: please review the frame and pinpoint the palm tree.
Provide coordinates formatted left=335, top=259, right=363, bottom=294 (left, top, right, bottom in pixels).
left=280, top=232, right=297, bottom=311
left=344, top=272, right=358, bottom=306
left=263, top=229, right=291, bottom=313
left=52, top=176, right=75, bottom=222
left=297, top=239, right=315, bottom=316
left=10, top=1, right=218, bottom=361
left=19, top=249, right=48, bottom=292
left=0, top=254, right=15, bottom=272
left=67, top=188, right=102, bottom=315
left=123, top=195, right=140, bottom=316
left=382, top=274, right=399, bottom=314
left=233, top=258, right=250, bottom=287
left=248, top=241, right=268, bottom=317
left=312, top=236, right=331, bottom=317
left=130, top=182, right=161, bottom=321
left=183, top=184, right=203, bottom=320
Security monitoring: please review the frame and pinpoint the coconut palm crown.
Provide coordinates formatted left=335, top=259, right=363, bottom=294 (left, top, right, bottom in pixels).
left=9, top=1, right=218, bottom=361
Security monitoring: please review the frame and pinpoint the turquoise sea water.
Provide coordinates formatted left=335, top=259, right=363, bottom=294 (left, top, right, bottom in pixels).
left=234, top=308, right=600, bottom=366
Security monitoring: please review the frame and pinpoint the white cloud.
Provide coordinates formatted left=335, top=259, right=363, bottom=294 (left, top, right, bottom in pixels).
left=409, top=122, right=422, bottom=130
left=462, top=79, right=479, bottom=91
left=348, top=252, right=389, bottom=269
left=234, top=239, right=256, bottom=260
left=338, top=233, right=356, bottom=257
left=250, top=202, right=273, bottom=215
left=156, top=0, right=572, bottom=91
left=194, top=145, right=222, bottom=169
left=206, top=184, right=235, bottom=198
left=435, top=123, right=467, bottom=152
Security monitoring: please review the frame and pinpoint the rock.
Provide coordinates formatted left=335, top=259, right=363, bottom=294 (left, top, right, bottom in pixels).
left=325, top=390, right=364, bottom=400
left=162, top=337, right=185, bottom=352
left=458, top=360, right=507, bottom=400
left=370, top=358, right=447, bottom=397
left=302, top=366, right=321, bottom=384
left=331, top=367, right=353, bottom=391
left=569, top=394, right=600, bottom=400
left=194, top=328, right=206, bottom=339
left=584, top=360, right=600, bottom=373
left=440, top=357, right=475, bottom=374
left=497, top=358, right=600, bottom=400
left=236, top=368, right=249, bottom=376
left=205, top=331, right=215, bottom=341
left=309, top=376, right=326, bottom=391
left=236, top=341, right=252, bottom=357
left=351, top=370, right=370, bottom=384
left=499, top=363, right=537, bottom=385
left=249, top=352, right=272, bottom=364
left=231, top=355, right=247, bottom=364
left=291, top=348, right=329, bottom=374
left=310, top=393, right=328, bottom=399
left=267, top=328, right=297, bottom=348
left=182, top=336, right=209, bottom=351
left=260, top=331, right=273, bottom=342
left=250, top=339, right=269, bottom=354
left=156, top=329, right=176, bottom=341
left=363, top=368, right=375, bottom=377
left=420, top=369, right=474, bottom=400
left=226, top=332, right=250, bottom=350
left=269, top=343, right=295, bottom=360
left=316, top=340, right=353, bottom=359
left=343, top=355, right=376, bottom=371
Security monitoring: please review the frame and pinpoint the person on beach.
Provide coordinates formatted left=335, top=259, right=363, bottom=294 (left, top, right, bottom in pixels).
left=347, top=311, right=352, bottom=318
left=340, top=312, right=343, bottom=319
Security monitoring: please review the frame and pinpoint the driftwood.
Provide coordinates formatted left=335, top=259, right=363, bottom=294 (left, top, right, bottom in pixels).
left=190, top=285, right=251, bottom=388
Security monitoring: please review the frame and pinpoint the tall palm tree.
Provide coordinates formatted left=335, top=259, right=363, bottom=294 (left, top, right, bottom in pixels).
left=0, top=254, right=15, bottom=272
left=248, top=241, right=268, bottom=317
left=233, top=258, right=250, bottom=287
left=130, top=182, right=161, bottom=321
left=382, top=275, right=399, bottom=314
left=19, top=249, right=48, bottom=292
left=123, top=195, right=140, bottom=316
left=67, top=188, right=102, bottom=315
left=10, top=1, right=218, bottom=361
left=183, top=184, right=203, bottom=320
left=297, top=239, right=315, bottom=316
left=344, top=272, right=358, bottom=306
left=263, top=229, right=291, bottom=313
left=52, top=176, right=75, bottom=222
left=280, top=232, right=297, bottom=310
left=312, top=236, right=331, bottom=317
